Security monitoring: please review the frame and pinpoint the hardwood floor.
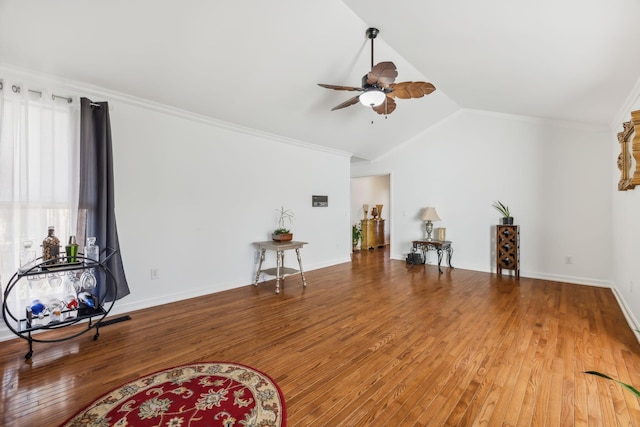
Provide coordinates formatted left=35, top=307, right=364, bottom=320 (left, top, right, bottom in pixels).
left=2, top=247, right=640, bottom=426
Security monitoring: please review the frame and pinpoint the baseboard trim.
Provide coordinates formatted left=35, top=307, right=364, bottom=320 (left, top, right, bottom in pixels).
left=610, top=285, right=640, bottom=345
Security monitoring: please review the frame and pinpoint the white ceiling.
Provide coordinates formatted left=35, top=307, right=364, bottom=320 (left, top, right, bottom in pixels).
left=1, top=0, right=640, bottom=160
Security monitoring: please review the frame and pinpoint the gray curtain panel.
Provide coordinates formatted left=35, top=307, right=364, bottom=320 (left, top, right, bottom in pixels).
left=78, top=97, right=130, bottom=302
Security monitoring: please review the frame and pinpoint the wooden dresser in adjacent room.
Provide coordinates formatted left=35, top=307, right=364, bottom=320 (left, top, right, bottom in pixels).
left=361, top=219, right=385, bottom=250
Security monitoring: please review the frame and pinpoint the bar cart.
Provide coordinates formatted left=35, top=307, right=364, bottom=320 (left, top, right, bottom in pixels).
left=2, top=248, right=119, bottom=359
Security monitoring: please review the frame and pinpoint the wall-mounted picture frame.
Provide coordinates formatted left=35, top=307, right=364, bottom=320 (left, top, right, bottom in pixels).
left=617, top=110, right=640, bottom=191
left=312, top=195, right=328, bottom=207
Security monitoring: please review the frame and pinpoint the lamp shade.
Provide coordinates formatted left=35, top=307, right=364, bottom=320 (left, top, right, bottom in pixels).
left=359, top=89, right=386, bottom=107
left=420, top=207, right=441, bottom=222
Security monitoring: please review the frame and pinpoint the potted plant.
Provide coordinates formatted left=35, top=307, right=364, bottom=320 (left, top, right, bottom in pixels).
left=352, top=223, right=362, bottom=251
left=492, top=200, right=514, bottom=225
left=272, top=206, right=294, bottom=241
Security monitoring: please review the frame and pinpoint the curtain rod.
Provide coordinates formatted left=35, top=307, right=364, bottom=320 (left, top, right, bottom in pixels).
left=7, top=84, right=73, bottom=103
left=2, top=80, right=104, bottom=107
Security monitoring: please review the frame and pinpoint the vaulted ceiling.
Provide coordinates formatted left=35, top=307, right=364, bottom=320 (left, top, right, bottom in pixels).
left=1, top=0, right=640, bottom=160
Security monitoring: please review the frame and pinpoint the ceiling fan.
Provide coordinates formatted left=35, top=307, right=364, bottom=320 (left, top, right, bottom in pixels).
left=318, top=27, right=436, bottom=115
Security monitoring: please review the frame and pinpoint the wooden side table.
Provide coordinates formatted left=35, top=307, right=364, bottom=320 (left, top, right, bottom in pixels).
left=253, top=241, right=308, bottom=294
left=496, top=225, right=519, bottom=278
left=411, top=240, right=454, bottom=273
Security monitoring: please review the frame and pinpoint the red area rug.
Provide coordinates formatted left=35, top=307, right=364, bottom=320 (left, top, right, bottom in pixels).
left=60, top=362, right=286, bottom=427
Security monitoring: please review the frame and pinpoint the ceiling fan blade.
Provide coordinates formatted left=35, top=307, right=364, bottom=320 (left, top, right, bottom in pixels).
left=367, top=61, right=398, bottom=88
left=388, top=81, right=436, bottom=99
left=330, top=95, right=361, bottom=111
left=372, top=96, right=397, bottom=115
left=318, top=83, right=364, bottom=92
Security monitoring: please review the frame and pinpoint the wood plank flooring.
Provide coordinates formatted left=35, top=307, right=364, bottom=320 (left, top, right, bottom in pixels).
left=1, top=247, right=640, bottom=426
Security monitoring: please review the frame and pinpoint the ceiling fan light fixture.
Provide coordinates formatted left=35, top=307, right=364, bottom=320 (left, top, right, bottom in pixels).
left=359, top=89, right=386, bottom=107
left=318, top=27, right=435, bottom=114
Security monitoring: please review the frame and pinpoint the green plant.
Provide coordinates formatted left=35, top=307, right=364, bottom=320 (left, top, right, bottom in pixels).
left=585, top=371, right=640, bottom=398
left=274, top=206, right=294, bottom=234
left=585, top=328, right=640, bottom=398
left=352, top=223, right=362, bottom=245
left=492, top=200, right=511, bottom=217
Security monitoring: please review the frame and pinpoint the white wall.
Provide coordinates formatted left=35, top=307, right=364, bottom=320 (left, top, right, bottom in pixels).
left=111, top=102, right=352, bottom=307
left=611, top=88, right=640, bottom=333
left=0, top=68, right=352, bottom=341
left=352, top=109, right=612, bottom=285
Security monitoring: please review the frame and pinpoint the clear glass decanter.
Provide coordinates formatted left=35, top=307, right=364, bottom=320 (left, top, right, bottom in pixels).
left=19, top=240, right=36, bottom=273
left=85, top=237, right=99, bottom=263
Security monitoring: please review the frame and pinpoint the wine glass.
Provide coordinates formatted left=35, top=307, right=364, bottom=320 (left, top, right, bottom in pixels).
left=29, top=299, right=46, bottom=326
left=80, top=269, right=97, bottom=293
left=48, top=299, right=64, bottom=322
left=64, top=294, right=78, bottom=319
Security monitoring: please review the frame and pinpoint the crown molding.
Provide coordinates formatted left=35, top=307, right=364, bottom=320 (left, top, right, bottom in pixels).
left=0, top=63, right=352, bottom=159
left=612, top=73, right=640, bottom=131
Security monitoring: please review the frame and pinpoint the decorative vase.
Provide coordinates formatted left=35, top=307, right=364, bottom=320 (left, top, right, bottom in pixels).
left=376, top=204, right=383, bottom=219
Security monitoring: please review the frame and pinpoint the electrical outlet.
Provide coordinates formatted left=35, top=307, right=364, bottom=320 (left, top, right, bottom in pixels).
left=150, top=268, right=159, bottom=280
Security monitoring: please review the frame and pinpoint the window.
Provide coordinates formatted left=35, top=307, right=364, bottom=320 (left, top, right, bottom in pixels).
left=0, top=82, right=79, bottom=302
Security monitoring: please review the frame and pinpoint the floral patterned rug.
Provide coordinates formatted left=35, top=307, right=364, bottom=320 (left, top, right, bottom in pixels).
left=60, top=362, right=286, bottom=427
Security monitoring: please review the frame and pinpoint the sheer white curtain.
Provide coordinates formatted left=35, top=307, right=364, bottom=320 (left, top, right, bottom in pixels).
left=0, top=80, right=80, bottom=298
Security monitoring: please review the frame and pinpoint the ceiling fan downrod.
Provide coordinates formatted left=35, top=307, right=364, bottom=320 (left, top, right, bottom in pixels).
left=366, top=27, right=379, bottom=70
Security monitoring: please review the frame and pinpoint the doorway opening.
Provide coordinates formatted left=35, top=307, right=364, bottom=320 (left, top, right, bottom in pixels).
left=351, top=174, right=390, bottom=250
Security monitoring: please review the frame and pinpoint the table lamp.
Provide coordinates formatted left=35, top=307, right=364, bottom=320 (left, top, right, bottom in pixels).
left=420, top=207, right=441, bottom=240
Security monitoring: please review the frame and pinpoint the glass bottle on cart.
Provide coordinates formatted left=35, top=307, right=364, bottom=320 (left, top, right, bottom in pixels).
left=80, top=237, right=99, bottom=302
left=42, top=226, right=60, bottom=265
left=19, top=240, right=36, bottom=273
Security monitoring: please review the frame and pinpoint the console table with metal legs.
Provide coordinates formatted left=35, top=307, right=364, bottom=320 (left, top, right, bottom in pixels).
left=253, top=241, right=308, bottom=294
left=411, top=240, right=454, bottom=273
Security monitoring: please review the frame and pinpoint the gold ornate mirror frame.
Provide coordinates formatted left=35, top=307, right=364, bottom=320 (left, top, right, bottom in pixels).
left=617, top=110, right=640, bottom=191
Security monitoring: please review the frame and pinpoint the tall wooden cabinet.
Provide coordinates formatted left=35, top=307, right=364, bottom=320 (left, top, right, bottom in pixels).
left=496, top=225, right=519, bottom=278
left=361, top=219, right=385, bottom=250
